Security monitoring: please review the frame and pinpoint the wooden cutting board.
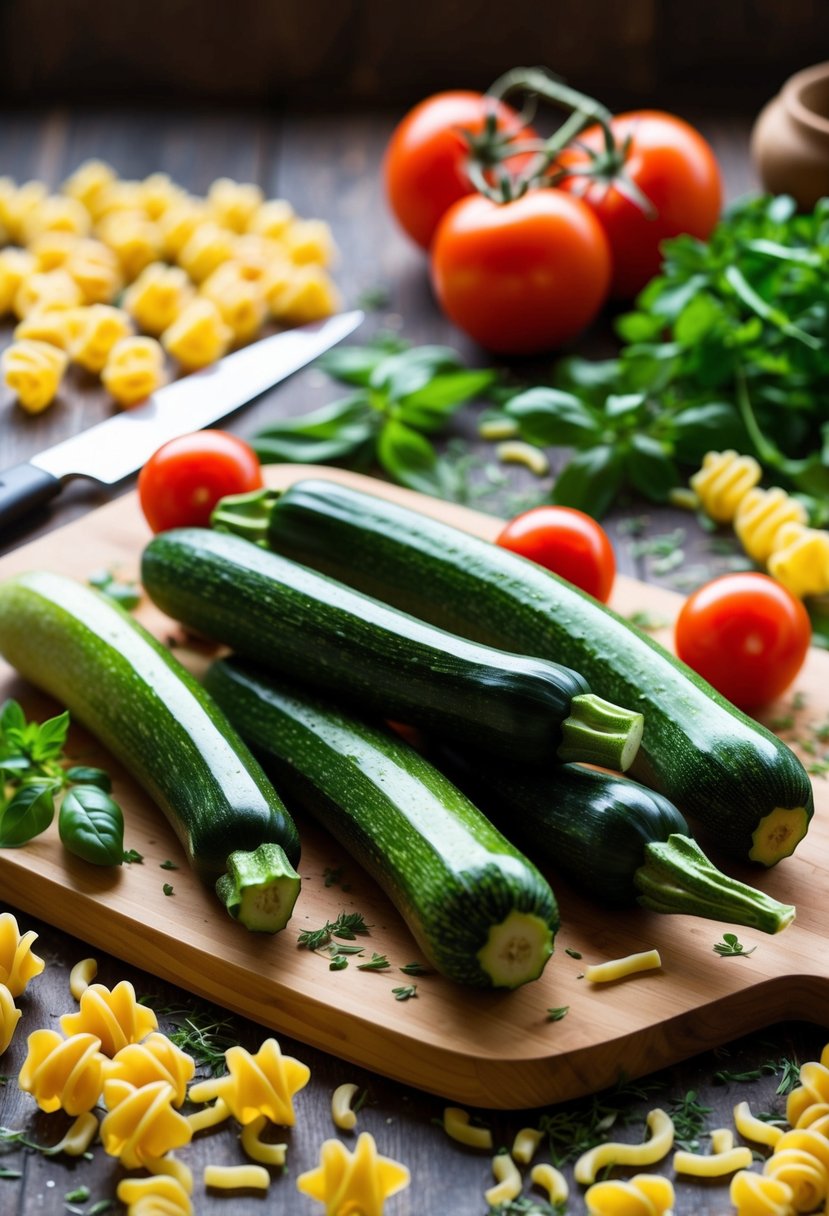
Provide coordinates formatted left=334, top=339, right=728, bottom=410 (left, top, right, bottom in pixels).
left=1, top=466, right=827, bottom=1111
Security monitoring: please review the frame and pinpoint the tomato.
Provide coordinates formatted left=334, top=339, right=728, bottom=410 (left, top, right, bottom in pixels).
left=557, top=110, right=722, bottom=299
left=674, top=572, right=811, bottom=711
left=429, top=189, right=611, bottom=355
left=496, top=505, right=616, bottom=602
left=138, top=430, right=263, bottom=533
left=383, top=90, right=537, bottom=250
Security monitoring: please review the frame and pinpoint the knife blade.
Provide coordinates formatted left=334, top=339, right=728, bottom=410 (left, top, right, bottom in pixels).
left=0, top=309, right=363, bottom=531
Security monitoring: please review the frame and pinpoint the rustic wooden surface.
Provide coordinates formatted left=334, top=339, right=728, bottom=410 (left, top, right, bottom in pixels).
left=0, top=105, right=827, bottom=1215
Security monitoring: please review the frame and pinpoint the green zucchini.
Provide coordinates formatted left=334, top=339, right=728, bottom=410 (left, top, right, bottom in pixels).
left=434, top=749, right=795, bottom=933
left=212, top=481, right=814, bottom=867
left=0, top=571, right=301, bottom=933
left=141, top=528, right=643, bottom=771
left=203, top=656, right=559, bottom=989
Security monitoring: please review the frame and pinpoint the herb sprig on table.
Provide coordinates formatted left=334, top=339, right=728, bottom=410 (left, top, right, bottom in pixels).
left=251, top=336, right=497, bottom=497
left=497, top=194, right=829, bottom=518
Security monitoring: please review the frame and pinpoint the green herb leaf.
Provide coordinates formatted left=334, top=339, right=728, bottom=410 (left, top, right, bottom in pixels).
left=329, top=954, right=349, bottom=970
left=65, top=765, right=112, bottom=792
left=551, top=445, right=624, bottom=518
left=122, top=848, right=144, bottom=864
left=252, top=395, right=377, bottom=465
left=506, top=386, right=601, bottom=447
left=160, top=859, right=179, bottom=870
left=377, top=418, right=455, bottom=496
left=0, top=781, right=55, bottom=846
left=713, top=932, right=757, bottom=958
left=58, top=785, right=125, bottom=866
left=392, top=984, right=418, bottom=1001
left=357, top=953, right=391, bottom=971
left=88, top=569, right=141, bottom=611
left=546, top=1006, right=569, bottom=1022
left=163, top=882, right=174, bottom=896
left=400, top=962, right=429, bottom=976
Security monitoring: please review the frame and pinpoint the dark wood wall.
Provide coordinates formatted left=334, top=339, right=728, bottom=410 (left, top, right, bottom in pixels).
left=0, top=0, right=827, bottom=111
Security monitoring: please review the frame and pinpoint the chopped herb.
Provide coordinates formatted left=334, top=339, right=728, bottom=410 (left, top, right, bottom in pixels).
left=627, top=609, right=669, bottom=632
left=87, top=1203, right=116, bottom=1215
left=0, top=1167, right=22, bottom=1179
left=88, top=569, right=141, bottom=611
left=325, top=943, right=364, bottom=956
left=669, top=1090, right=713, bottom=1151
left=161, top=1010, right=237, bottom=1075
left=329, top=955, right=349, bottom=971
left=488, top=1199, right=567, bottom=1215
left=356, top=285, right=392, bottom=311
left=546, top=1006, right=569, bottom=1022
left=713, top=932, right=756, bottom=958
left=629, top=529, right=686, bottom=560
left=775, top=1056, right=801, bottom=1094
left=160, top=859, right=179, bottom=870
left=537, top=1076, right=664, bottom=1168
left=400, top=962, right=430, bottom=976
left=122, top=848, right=144, bottom=864
left=392, top=984, right=418, bottom=1001
left=564, top=947, right=582, bottom=959
left=713, top=1065, right=774, bottom=1084
left=297, top=911, right=371, bottom=951
left=65, top=1187, right=91, bottom=1204
left=357, top=953, right=391, bottom=971
left=162, top=882, right=174, bottom=896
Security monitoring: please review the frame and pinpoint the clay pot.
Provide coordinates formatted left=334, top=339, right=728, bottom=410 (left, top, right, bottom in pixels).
left=751, top=61, right=829, bottom=208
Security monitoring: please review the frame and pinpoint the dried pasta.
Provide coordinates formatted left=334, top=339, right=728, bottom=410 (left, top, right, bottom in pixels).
left=117, top=1172, right=193, bottom=1216
left=65, top=237, right=123, bottom=304
left=62, top=159, right=117, bottom=213
left=106, top=1031, right=196, bottom=1106
left=730, top=1169, right=794, bottom=1216
left=140, top=172, right=185, bottom=221
left=200, top=260, right=267, bottom=342
left=767, top=523, right=829, bottom=599
left=101, top=1078, right=193, bottom=1167
left=97, top=211, right=163, bottom=280
left=101, top=335, right=166, bottom=407
left=22, top=194, right=91, bottom=243
left=14, top=306, right=85, bottom=350
left=18, top=1029, right=107, bottom=1114
left=2, top=338, right=68, bottom=413
left=60, top=979, right=158, bottom=1056
left=161, top=297, right=232, bottom=369
left=71, top=304, right=133, bottom=373
left=584, top=1172, right=675, bottom=1216
left=0, top=982, right=21, bottom=1054
left=496, top=439, right=551, bottom=476
left=734, top=486, right=808, bottom=565
left=281, top=217, right=337, bottom=266
left=511, top=1126, right=544, bottom=1164
left=158, top=197, right=208, bottom=259
left=530, top=1162, right=568, bottom=1205
left=673, top=1125, right=753, bottom=1176
left=123, top=261, right=193, bottom=335
left=188, top=1037, right=310, bottom=1126
left=206, top=177, right=264, bottom=233
left=762, top=1128, right=829, bottom=1211
left=30, top=229, right=79, bottom=271
left=239, top=1114, right=287, bottom=1165
left=0, top=247, right=36, bottom=313
left=249, top=197, right=295, bottom=240
left=485, top=1151, right=522, bottom=1206
left=204, top=1163, right=271, bottom=1190
left=734, top=1099, right=784, bottom=1148
left=186, top=1097, right=231, bottom=1133
left=4, top=180, right=48, bottom=243
left=331, top=1081, right=360, bottom=1130
left=787, top=1061, right=829, bottom=1125
left=268, top=263, right=341, bottom=325
left=689, top=449, right=762, bottom=523
left=296, top=1131, right=410, bottom=1216
left=442, top=1105, right=493, bottom=1149
left=0, top=912, right=45, bottom=995
left=574, top=1108, right=675, bottom=1185
left=51, top=1111, right=100, bottom=1156
left=177, top=221, right=235, bottom=283
left=584, top=948, right=662, bottom=984
left=14, top=267, right=82, bottom=318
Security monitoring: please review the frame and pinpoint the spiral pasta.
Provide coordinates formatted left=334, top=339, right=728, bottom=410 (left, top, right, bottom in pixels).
left=65, top=237, right=123, bottom=304
left=101, top=1078, right=193, bottom=1168
left=763, top=1127, right=829, bottom=1211
left=14, top=305, right=85, bottom=350
left=60, top=979, right=158, bottom=1056
left=207, top=177, right=264, bottom=233
left=101, top=335, right=166, bottom=407
left=71, top=304, right=133, bottom=373
left=177, top=221, right=235, bottom=283
left=116, top=1173, right=193, bottom=1216
left=200, top=260, right=267, bottom=342
left=249, top=197, right=295, bottom=240
left=22, top=194, right=91, bottom=244
left=14, top=267, right=82, bottom=319
left=62, top=159, right=118, bottom=213
left=123, top=261, right=193, bottom=335
left=584, top=1172, right=675, bottom=1216
left=734, top=487, right=808, bottom=565
left=161, top=297, right=232, bottom=369
left=730, top=1169, right=794, bottom=1216
left=767, top=523, right=829, bottom=600
left=0, top=247, right=36, bottom=313
left=106, top=1031, right=196, bottom=1105
left=0, top=982, right=21, bottom=1054
left=296, top=1131, right=410, bottom=1216
left=18, top=1029, right=107, bottom=1114
left=188, top=1037, right=310, bottom=1126
left=787, top=1061, right=829, bottom=1126
left=268, top=263, right=341, bottom=326
left=0, top=913, right=45, bottom=995
left=2, top=338, right=68, bottom=413
left=690, top=449, right=762, bottom=523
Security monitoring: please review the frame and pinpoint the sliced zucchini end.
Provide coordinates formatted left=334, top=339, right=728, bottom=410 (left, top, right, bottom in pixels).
left=215, top=841, right=301, bottom=933
left=748, top=805, right=811, bottom=867
left=558, top=694, right=644, bottom=772
left=476, top=910, right=555, bottom=990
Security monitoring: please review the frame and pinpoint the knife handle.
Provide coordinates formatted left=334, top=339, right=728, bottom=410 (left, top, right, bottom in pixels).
left=0, top=464, right=62, bottom=532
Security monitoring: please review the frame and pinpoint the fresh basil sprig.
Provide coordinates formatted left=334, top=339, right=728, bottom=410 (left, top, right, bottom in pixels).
left=252, top=337, right=497, bottom=497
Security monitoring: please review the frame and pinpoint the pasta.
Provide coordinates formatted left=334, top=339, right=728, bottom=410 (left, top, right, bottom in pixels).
left=2, top=338, right=68, bottom=413
left=101, top=335, right=167, bottom=407
left=767, top=523, right=829, bottom=599
left=140, top=172, right=186, bottom=221
left=268, top=263, right=341, bottom=325
left=204, top=1163, right=270, bottom=1190
left=206, top=177, right=264, bottom=233
left=161, top=297, right=232, bottom=369
left=0, top=982, right=21, bottom=1054
left=495, top=439, right=551, bottom=476
left=673, top=1125, right=753, bottom=1176
left=248, top=197, right=295, bottom=240
left=158, top=197, right=208, bottom=259
left=584, top=948, right=662, bottom=985
left=200, top=260, right=267, bottom=342
left=584, top=1173, right=675, bottom=1216
left=574, top=1108, right=675, bottom=1185
left=4, top=180, right=48, bottom=243
left=22, top=194, right=91, bottom=243
left=484, top=1151, right=523, bottom=1206
left=14, top=305, right=85, bottom=350
left=331, top=1081, right=360, bottom=1130
left=239, top=1114, right=287, bottom=1165
left=786, top=1061, right=829, bottom=1126
left=530, top=1163, right=568, bottom=1205
left=188, top=1037, right=311, bottom=1126
left=281, top=217, right=337, bottom=266
left=511, top=1126, right=544, bottom=1164
left=71, top=304, right=133, bottom=373
left=0, top=912, right=45, bottom=995
left=106, top=1031, right=196, bottom=1106
left=186, top=1097, right=230, bottom=1133
left=116, top=1174, right=193, bottom=1216
left=734, top=486, right=808, bottom=565
left=14, top=267, right=82, bottom=319
left=88, top=178, right=144, bottom=222
left=176, top=221, right=235, bottom=283
left=123, top=261, right=193, bottom=335
left=30, top=229, right=79, bottom=271
left=62, top=159, right=118, bottom=213
left=734, top=1099, right=784, bottom=1148
left=730, top=1169, right=794, bottom=1216
left=50, top=1111, right=100, bottom=1156
left=442, top=1106, right=494, bottom=1149
left=65, top=238, right=123, bottom=304
left=97, top=212, right=163, bottom=281
left=101, top=1078, right=193, bottom=1167
left=60, top=979, right=158, bottom=1056
left=763, top=1131, right=829, bottom=1211
left=0, top=247, right=36, bottom=313
left=296, top=1131, right=410, bottom=1216
left=18, top=1029, right=107, bottom=1114
left=689, top=449, right=762, bottom=523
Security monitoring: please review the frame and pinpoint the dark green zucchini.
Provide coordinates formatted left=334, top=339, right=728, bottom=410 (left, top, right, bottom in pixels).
left=0, top=571, right=301, bottom=933
left=434, top=748, right=795, bottom=933
left=141, top=528, right=643, bottom=771
left=204, top=656, right=559, bottom=989
left=211, top=481, right=814, bottom=867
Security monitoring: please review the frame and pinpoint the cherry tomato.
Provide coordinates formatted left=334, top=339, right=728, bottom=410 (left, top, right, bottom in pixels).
left=383, top=90, right=537, bottom=250
left=557, top=110, right=722, bottom=299
left=429, top=189, right=611, bottom=355
left=496, top=505, right=616, bottom=601
left=138, top=430, right=263, bottom=533
left=674, top=572, right=811, bottom=711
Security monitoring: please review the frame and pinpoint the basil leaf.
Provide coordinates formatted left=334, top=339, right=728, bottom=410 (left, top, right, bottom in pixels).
left=0, top=699, right=26, bottom=741
left=376, top=419, right=455, bottom=496
left=28, top=710, right=70, bottom=763
left=626, top=435, right=680, bottom=501
left=670, top=402, right=748, bottom=464
left=400, top=367, right=497, bottom=412
left=59, top=785, right=124, bottom=866
left=506, top=388, right=601, bottom=447
left=315, top=341, right=406, bottom=386
left=0, top=781, right=55, bottom=847
left=551, top=446, right=624, bottom=518
left=252, top=396, right=376, bottom=464
left=65, top=765, right=113, bottom=792
left=370, top=346, right=462, bottom=399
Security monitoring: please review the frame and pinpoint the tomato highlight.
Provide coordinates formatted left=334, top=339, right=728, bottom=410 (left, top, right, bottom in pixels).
left=496, top=505, right=616, bottom=602
left=138, top=430, right=263, bottom=533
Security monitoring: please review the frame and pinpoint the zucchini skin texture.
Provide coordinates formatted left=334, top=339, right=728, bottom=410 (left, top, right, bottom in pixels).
left=141, top=527, right=592, bottom=766
left=204, top=657, right=559, bottom=988
left=0, top=572, right=301, bottom=883
left=250, top=478, right=814, bottom=864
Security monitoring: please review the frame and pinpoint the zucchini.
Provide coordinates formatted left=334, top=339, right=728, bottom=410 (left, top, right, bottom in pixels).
left=141, top=528, right=643, bottom=772
left=0, top=571, right=301, bottom=933
left=435, top=749, right=795, bottom=934
left=203, top=656, right=559, bottom=989
left=211, top=481, right=814, bottom=867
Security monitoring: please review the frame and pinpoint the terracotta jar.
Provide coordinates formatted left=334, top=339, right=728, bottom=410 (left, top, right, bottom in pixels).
left=751, top=62, right=829, bottom=208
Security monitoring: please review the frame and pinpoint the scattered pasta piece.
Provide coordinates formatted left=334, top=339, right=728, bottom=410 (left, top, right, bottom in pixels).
left=584, top=948, right=662, bottom=985
left=484, top=1151, right=523, bottom=1206
left=140, top=172, right=185, bottom=221
left=188, top=1037, right=310, bottom=1126
left=200, top=260, right=267, bottom=342
left=66, top=238, right=123, bottom=304
left=0, top=247, right=36, bottom=313
left=107, top=1031, right=196, bottom=1105
left=158, top=197, right=208, bottom=259
left=734, top=486, right=808, bottom=564
left=22, top=194, right=91, bottom=243
left=249, top=198, right=295, bottom=240
left=123, top=261, right=194, bottom=335
left=511, top=1125, right=544, bottom=1165
left=97, top=212, right=163, bottom=280
left=60, top=979, right=158, bottom=1056
left=117, top=1173, right=193, bottom=1216
left=141, top=1151, right=194, bottom=1192
left=442, top=1106, right=493, bottom=1150
left=2, top=338, right=68, bottom=413
left=51, top=1111, right=100, bottom=1156
left=282, top=217, right=337, bottom=266
left=69, top=957, right=98, bottom=1000
left=101, top=335, right=167, bottom=407
left=186, top=1097, right=230, bottom=1133
left=14, top=267, right=82, bottom=319
left=768, top=523, right=829, bottom=599
left=101, top=1078, right=192, bottom=1167
left=268, top=263, right=340, bottom=325
left=71, top=303, right=133, bottom=373
left=14, top=306, right=84, bottom=350
left=787, top=1062, right=829, bottom=1125
left=689, top=449, right=762, bottom=523
left=331, top=1081, right=360, bottom=1130
left=496, top=440, right=551, bottom=476
left=530, top=1162, right=568, bottom=1205
left=0, top=913, right=45, bottom=995
left=18, top=1029, right=107, bottom=1114
left=0, top=982, right=21, bottom=1054
left=585, top=1172, right=675, bottom=1216
left=239, top=1113, right=287, bottom=1166
left=205, top=1163, right=270, bottom=1191
left=4, top=180, right=48, bottom=244
left=730, top=1169, right=794, bottom=1216
left=161, top=297, right=232, bottom=369
left=296, top=1131, right=410, bottom=1216
left=478, top=416, right=519, bottom=441
left=673, top=1124, right=753, bottom=1176
left=574, top=1108, right=675, bottom=1186
left=29, top=229, right=79, bottom=271
left=734, top=1100, right=784, bottom=1148
left=177, top=221, right=235, bottom=283
left=207, top=177, right=264, bottom=233
left=764, top=1145, right=827, bottom=1212
left=62, top=160, right=118, bottom=212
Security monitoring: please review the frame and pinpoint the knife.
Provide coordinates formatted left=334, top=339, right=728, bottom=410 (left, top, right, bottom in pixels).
left=0, top=309, right=363, bottom=531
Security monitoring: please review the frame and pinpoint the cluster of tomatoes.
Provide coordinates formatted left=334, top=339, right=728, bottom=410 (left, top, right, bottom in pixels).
left=384, top=88, right=723, bottom=353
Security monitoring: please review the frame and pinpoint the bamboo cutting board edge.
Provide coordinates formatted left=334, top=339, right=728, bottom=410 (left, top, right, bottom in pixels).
left=0, top=465, right=827, bottom=1111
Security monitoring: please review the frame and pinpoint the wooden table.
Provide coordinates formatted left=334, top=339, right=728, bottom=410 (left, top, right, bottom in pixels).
left=0, top=104, right=826, bottom=1216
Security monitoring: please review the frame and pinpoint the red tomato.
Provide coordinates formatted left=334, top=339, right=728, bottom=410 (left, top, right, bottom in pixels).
left=383, top=90, right=537, bottom=250
left=674, top=573, right=811, bottom=711
left=429, top=189, right=611, bottom=355
left=557, top=110, right=722, bottom=299
left=138, top=430, right=263, bottom=533
left=497, top=506, right=616, bottom=602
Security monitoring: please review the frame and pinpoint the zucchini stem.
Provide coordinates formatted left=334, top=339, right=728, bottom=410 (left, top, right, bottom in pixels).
left=557, top=693, right=644, bottom=771
left=211, top=488, right=280, bottom=546
left=215, top=841, right=301, bottom=933
left=634, top=834, right=795, bottom=935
